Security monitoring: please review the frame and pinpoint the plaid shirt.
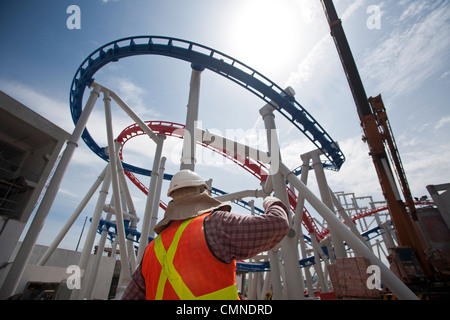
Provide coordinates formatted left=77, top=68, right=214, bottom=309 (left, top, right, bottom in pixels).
left=121, top=201, right=289, bottom=300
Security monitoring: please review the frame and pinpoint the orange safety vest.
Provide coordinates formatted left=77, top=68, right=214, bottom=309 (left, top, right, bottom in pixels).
left=141, top=212, right=238, bottom=300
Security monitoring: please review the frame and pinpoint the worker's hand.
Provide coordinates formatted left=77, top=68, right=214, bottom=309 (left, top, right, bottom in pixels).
left=262, top=196, right=281, bottom=210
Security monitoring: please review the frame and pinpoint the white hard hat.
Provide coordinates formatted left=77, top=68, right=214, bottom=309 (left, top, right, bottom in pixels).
left=167, top=169, right=208, bottom=197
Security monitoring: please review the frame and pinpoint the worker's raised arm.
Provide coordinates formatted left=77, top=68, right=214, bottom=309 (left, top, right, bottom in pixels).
left=204, top=197, right=290, bottom=264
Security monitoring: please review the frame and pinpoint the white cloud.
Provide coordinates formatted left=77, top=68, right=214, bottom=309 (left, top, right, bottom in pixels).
left=399, top=2, right=428, bottom=21
left=361, top=2, right=450, bottom=99
left=340, top=0, right=365, bottom=21
left=326, top=136, right=383, bottom=199
left=297, top=0, right=323, bottom=25
left=108, top=77, right=161, bottom=119
left=435, top=116, right=450, bottom=130
left=440, top=71, right=450, bottom=80
left=402, top=141, right=450, bottom=197
left=285, top=35, right=331, bottom=87
left=285, top=0, right=366, bottom=89
left=58, top=188, right=80, bottom=199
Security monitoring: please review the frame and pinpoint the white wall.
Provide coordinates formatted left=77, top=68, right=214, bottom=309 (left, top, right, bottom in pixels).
left=3, top=243, right=116, bottom=300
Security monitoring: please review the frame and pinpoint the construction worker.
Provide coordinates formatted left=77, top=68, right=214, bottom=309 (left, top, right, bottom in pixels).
left=122, top=169, right=289, bottom=300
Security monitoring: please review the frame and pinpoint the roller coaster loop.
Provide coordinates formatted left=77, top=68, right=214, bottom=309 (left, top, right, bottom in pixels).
left=69, top=36, right=345, bottom=178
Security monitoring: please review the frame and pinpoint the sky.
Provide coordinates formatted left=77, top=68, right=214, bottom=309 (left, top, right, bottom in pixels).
left=0, top=0, right=449, bottom=251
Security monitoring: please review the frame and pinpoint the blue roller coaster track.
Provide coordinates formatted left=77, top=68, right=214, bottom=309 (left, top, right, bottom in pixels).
left=69, top=36, right=345, bottom=178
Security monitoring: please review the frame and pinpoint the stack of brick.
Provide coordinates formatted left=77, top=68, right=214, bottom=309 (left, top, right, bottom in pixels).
left=327, top=257, right=381, bottom=299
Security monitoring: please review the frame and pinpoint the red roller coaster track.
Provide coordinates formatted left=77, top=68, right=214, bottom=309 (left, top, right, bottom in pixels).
left=115, top=120, right=389, bottom=241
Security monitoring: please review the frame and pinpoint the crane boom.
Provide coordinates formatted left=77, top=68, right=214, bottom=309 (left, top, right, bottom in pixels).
left=368, top=95, right=417, bottom=219
left=320, top=0, right=433, bottom=278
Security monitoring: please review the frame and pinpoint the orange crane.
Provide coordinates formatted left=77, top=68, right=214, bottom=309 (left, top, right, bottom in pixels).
left=320, top=0, right=434, bottom=279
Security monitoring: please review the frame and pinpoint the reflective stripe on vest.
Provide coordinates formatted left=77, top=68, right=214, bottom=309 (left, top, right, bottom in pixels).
left=145, top=213, right=238, bottom=300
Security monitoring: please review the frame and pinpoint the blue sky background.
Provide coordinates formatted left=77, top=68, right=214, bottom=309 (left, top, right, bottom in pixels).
left=1, top=0, right=449, bottom=250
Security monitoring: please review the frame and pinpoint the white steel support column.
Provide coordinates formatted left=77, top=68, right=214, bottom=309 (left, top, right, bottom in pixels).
left=375, top=214, right=396, bottom=250
left=0, top=84, right=101, bottom=300
left=311, top=151, right=346, bottom=259
left=37, top=164, right=109, bottom=266
left=121, top=190, right=137, bottom=273
left=248, top=270, right=257, bottom=300
left=180, top=65, right=204, bottom=171
left=268, top=250, right=283, bottom=300
left=310, top=234, right=329, bottom=293
left=248, top=200, right=255, bottom=216
left=259, top=89, right=305, bottom=300
left=116, top=150, right=139, bottom=270
left=261, top=271, right=271, bottom=299
left=70, top=160, right=112, bottom=300
left=311, top=151, right=334, bottom=210
left=255, top=272, right=263, bottom=300
left=111, top=235, right=118, bottom=256
left=116, top=147, right=138, bottom=230
left=214, top=189, right=267, bottom=202
left=103, top=90, right=130, bottom=299
left=149, top=155, right=167, bottom=238
left=295, top=153, right=315, bottom=297
left=136, top=135, right=165, bottom=262
left=84, top=208, right=113, bottom=300
left=303, top=265, right=314, bottom=298
left=280, top=162, right=419, bottom=300
left=293, top=154, right=310, bottom=242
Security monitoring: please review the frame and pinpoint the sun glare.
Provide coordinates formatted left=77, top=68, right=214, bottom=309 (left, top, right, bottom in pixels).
left=228, top=0, right=301, bottom=74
